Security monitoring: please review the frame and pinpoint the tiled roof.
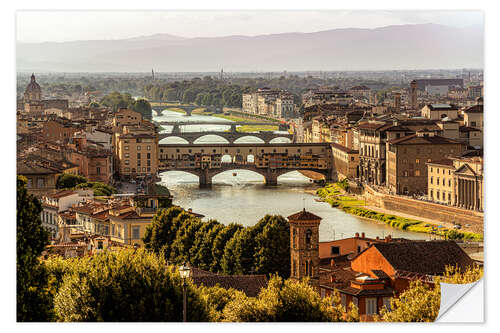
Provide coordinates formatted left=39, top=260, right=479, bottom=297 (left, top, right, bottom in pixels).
left=387, top=134, right=462, bottom=145
left=464, top=105, right=483, bottom=114
left=330, top=143, right=358, bottom=154
left=373, top=241, right=475, bottom=276
left=427, top=158, right=454, bottom=166
left=46, top=190, right=76, bottom=199
left=287, top=208, right=322, bottom=221
left=335, top=285, right=395, bottom=297
left=190, top=269, right=268, bottom=297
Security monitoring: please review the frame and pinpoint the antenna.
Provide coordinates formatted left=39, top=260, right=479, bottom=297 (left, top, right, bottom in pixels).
left=302, top=197, right=306, bottom=210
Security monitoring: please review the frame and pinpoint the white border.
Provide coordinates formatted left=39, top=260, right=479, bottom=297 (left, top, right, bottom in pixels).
left=3, top=1, right=498, bottom=332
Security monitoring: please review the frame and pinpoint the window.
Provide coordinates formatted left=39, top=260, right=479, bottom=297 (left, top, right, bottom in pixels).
left=383, top=297, right=392, bottom=311
left=97, top=241, right=103, bottom=250
left=330, top=246, right=340, bottom=255
left=352, top=297, right=359, bottom=308
left=471, top=121, right=477, bottom=127
left=132, top=226, right=140, bottom=239
left=137, top=146, right=141, bottom=150
left=125, top=153, right=129, bottom=158
left=147, top=160, right=151, bottom=166
left=112, top=225, right=115, bottom=236
left=305, top=229, right=312, bottom=248
left=448, top=193, right=451, bottom=202
left=293, top=229, right=297, bottom=248
left=415, top=159, right=419, bottom=164
left=293, top=260, right=297, bottom=277
left=124, top=160, right=130, bottom=165
left=366, top=298, right=377, bottom=315
left=96, top=167, right=101, bottom=175
left=124, top=146, right=129, bottom=150
left=147, top=153, right=151, bottom=159
left=341, top=294, right=347, bottom=309
left=37, top=178, right=44, bottom=188
left=442, top=178, right=445, bottom=186
left=430, top=176, right=433, bottom=184
left=430, top=190, right=433, bottom=198
left=147, top=146, right=151, bottom=151
left=27, top=178, right=32, bottom=188
left=448, top=179, right=451, bottom=187
left=137, top=153, right=141, bottom=159
left=415, top=170, right=420, bottom=176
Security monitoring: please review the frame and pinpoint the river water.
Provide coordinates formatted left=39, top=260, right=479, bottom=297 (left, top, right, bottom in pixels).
left=154, top=110, right=429, bottom=241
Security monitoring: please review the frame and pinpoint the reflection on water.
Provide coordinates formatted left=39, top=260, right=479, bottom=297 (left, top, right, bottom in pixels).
left=155, top=110, right=430, bottom=241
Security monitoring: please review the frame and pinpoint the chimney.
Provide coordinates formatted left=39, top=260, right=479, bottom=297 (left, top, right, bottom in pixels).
left=330, top=258, right=335, bottom=266
left=385, top=235, right=392, bottom=242
left=330, top=275, right=335, bottom=283
left=355, top=232, right=360, bottom=238
left=361, top=232, right=365, bottom=238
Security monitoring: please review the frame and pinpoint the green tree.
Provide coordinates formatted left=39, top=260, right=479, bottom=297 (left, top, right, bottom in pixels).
left=16, top=176, right=52, bottom=321
left=190, top=222, right=224, bottom=271
left=198, top=285, right=245, bottom=322
left=222, top=276, right=355, bottom=322
left=74, top=182, right=116, bottom=196
left=221, top=228, right=256, bottom=275
left=55, top=174, right=87, bottom=189
left=169, top=217, right=204, bottom=264
left=182, top=88, right=198, bottom=104
left=210, top=223, right=242, bottom=272
left=165, top=88, right=178, bottom=101
left=131, top=98, right=153, bottom=120
left=88, top=101, right=100, bottom=108
left=142, top=206, right=184, bottom=259
left=52, top=249, right=211, bottom=321
left=253, top=215, right=290, bottom=278
left=378, top=265, right=483, bottom=322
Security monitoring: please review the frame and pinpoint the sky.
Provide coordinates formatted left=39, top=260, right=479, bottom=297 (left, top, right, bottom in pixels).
left=16, top=10, right=484, bottom=43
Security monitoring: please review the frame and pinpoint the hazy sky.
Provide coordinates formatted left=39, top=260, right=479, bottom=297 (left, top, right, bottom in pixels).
left=17, top=10, right=483, bottom=43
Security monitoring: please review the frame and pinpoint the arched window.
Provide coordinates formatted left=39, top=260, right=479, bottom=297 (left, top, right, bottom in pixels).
left=308, top=260, right=313, bottom=277
left=305, top=229, right=312, bottom=248
left=305, top=260, right=309, bottom=276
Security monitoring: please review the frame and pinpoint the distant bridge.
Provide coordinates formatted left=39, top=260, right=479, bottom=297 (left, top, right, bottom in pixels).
left=158, top=143, right=334, bottom=186
left=152, top=104, right=220, bottom=116
left=158, top=121, right=293, bottom=144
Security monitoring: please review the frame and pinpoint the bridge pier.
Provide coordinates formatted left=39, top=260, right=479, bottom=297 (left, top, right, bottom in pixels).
left=199, top=169, right=213, bottom=188
left=264, top=170, right=278, bottom=186
left=172, top=124, right=181, bottom=134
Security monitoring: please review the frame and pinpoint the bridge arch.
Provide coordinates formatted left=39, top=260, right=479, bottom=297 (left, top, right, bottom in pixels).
left=158, top=170, right=202, bottom=183
left=192, top=134, right=231, bottom=144
left=276, top=169, right=328, bottom=182
left=211, top=169, right=266, bottom=183
left=269, top=136, right=292, bottom=144
left=159, top=136, right=190, bottom=144
left=233, top=136, right=266, bottom=144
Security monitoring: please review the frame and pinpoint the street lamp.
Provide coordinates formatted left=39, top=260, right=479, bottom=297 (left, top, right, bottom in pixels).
left=179, top=263, right=191, bottom=322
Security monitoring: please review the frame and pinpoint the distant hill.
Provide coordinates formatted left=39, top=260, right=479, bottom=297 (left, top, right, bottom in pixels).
left=16, top=24, right=483, bottom=72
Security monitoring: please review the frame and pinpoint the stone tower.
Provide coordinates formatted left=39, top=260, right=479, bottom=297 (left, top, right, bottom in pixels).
left=393, top=92, right=401, bottom=112
left=410, top=80, right=417, bottom=109
left=287, top=208, right=322, bottom=290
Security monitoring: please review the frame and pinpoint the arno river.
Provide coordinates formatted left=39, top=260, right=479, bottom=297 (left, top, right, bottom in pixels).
left=155, top=110, right=429, bottom=241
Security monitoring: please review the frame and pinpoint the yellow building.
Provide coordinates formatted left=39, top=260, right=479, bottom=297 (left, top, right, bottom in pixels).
left=113, top=109, right=159, bottom=179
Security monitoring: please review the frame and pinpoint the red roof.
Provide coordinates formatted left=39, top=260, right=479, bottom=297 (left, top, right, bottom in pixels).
left=288, top=208, right=322, bottom=221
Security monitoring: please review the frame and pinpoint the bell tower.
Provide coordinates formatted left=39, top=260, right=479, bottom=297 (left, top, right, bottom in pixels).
left=287, top=208, right=321, bottom=290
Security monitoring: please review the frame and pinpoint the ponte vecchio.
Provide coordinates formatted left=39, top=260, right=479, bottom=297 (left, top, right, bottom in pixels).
left=158, top=142, right=335, bottom=186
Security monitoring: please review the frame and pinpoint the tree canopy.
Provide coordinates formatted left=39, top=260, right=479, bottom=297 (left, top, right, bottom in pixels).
left=17, top=176, right=52, bottom=321
left=55, top=174, right=87, bottom=189
left=49, top=249, right=211, bottom=322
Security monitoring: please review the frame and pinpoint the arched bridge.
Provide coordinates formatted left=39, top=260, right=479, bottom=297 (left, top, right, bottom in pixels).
left=158, top=121, right=293, bottom=144
left=158, top=143, right=334, bottom=186
left=152, top=105, right=221, bottom=116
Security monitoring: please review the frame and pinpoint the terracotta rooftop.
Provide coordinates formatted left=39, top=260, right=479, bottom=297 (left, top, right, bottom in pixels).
left=373, top=241, right=475, bottom=276
left=387, top=134, right=462, bottom=145
left=288, top=208, right=322, bottom=221
left=190, top=269, right=269, bottom=297
left=427, top=158, right=454, bottom=166
left=46, top=190, right=76, bottom=199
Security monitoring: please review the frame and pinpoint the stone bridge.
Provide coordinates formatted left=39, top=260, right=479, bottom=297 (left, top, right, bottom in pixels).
left=158, top=143, right=334, bottom=186
left=152, top=104, right=220, bottom=116
left=158, top=121, right=293, bottom=144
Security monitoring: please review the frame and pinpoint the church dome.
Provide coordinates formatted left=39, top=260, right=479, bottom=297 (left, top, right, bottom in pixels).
left=25, top=73, right=41, bottom=93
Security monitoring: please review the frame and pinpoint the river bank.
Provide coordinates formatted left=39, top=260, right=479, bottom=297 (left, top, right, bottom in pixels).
left=314, top=181, right=483, bottom=241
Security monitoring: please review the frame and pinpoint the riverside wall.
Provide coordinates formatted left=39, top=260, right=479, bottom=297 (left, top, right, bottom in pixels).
left=363, top=185, right=484, bottom=233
